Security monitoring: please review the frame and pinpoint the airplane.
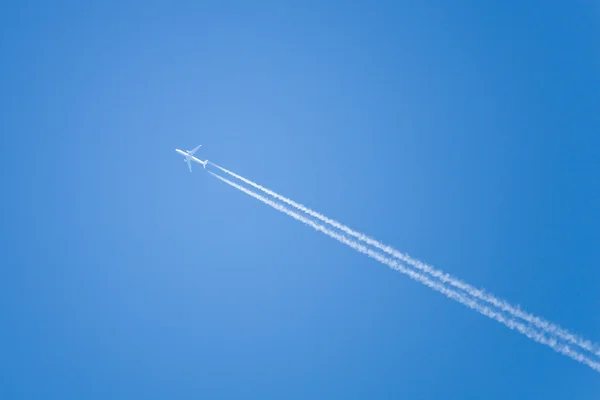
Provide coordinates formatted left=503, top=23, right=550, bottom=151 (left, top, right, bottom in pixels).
left=175, top=145, right=208, bottom=172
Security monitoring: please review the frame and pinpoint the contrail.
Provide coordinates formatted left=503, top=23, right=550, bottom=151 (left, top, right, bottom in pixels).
left=208, top=171, right=600, bottom=373
left=209, top=162, right=600, bottom=358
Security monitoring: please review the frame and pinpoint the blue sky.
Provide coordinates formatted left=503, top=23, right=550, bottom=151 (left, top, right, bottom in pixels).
left=2, top=1, right=599, bottom=398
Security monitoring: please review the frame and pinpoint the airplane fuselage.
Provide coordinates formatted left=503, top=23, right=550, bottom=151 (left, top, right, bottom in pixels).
left=175, top=148, right=188, bottom=157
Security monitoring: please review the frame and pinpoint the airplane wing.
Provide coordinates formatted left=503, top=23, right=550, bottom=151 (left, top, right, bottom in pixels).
left=187, top=158, right=192, bottom=172
left=188, top=144, right=202, bottom=156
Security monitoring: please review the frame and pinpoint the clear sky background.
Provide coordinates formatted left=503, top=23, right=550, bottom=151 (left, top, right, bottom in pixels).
left=2, top=1, right=599, bottom=398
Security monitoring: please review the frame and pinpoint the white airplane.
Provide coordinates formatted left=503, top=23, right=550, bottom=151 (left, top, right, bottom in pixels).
left=175, top=145, right=207, bottom=172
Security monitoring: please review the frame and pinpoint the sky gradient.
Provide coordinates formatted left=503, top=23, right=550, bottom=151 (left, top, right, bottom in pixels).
left=2, top=1, right=600, bottom=398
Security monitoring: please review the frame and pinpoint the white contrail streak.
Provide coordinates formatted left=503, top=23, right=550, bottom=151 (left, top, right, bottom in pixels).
left=210, top=162, right=600, bottom=358
left=209, top=171, right=600, bottom=373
